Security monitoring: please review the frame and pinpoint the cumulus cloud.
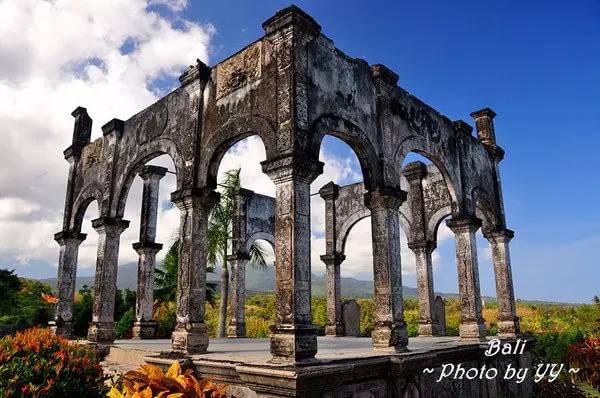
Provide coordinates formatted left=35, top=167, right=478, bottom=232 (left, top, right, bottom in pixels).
left=0, top=0, right=213, bottom=271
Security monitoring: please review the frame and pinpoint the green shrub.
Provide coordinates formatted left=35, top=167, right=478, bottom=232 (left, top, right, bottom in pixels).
left=0, top=327, right=107, bottom=397
left=531, top=329, right=585, bottom=365
left=115, top=308, right=135, bottom=339
left=357, top=298, right=374, bottom=337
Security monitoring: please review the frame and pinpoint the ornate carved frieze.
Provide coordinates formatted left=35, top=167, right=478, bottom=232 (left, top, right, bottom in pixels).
left=216, top=42, right=262, bottom=99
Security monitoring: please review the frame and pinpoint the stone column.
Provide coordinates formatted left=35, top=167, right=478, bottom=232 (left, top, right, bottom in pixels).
left=261, top=156, right=323, bottom=363
left=321, top=253, right=345, bottom=336
left=131, top=165, right=167, bottom=339
left=364, top=188, right=409, bottom=351
left=87, top=217, right=129, bottom=344
left=49, top=231, right=86, bottom=338
left=408, top=240, right=442, bottom=337
left=170, top=188, right=219, bottom=354
left=227, top=253, right=250, bottom=338
left=446, top=216, right=486, bottom=339
left=485, top=229, right=520, bottom=337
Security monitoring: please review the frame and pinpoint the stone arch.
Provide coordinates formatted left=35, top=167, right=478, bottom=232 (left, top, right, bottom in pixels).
left=245, top=231, right=275, bottom=253
left=71, top=183, right=103, bottom=231
left=308, top=114, right=381, bottom=190
left=115, top=138, right=183, bottom=218
left=395, top=138, right=461, bottom=213
left=200, top=115, right=276, bottom=189
left=427, top=205, right=453, bottom=242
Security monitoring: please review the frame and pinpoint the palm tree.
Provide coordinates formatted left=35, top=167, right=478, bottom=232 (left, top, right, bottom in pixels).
left=154, top=239, right=217, bottom=305
left=208, top=169, right=269, bottom=338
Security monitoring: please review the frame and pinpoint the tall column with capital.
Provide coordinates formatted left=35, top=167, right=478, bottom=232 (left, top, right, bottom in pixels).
left=170, top=188, right=219, bottom=354
left=319, top=182, right=345, bottom=337
left=87, top=217, right=129, bottom=344
left=364, top=188, right=409, bottom=351
left=261, top=156, right=323, bottom=363
left=403, top=161, right=443, bottom=337
left=485, top=229, right=520, bottom=337
left=132, top=165, right=167, bottom=339
left=49, top=231, right=87, bottom=338
left=227, top=253, right=249, bottom=338
left=446, top=216, right=486, bottom=339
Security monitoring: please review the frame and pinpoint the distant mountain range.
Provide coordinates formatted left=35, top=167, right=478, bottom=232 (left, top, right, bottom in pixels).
left=38, top=262, right=464, bottom=299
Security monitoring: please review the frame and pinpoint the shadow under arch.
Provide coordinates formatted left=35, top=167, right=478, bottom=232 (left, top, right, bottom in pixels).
left=201, top=115, right=276, bottom=189
left=308, top=114, right=382, bottom=191
left=115, top=139, right=182, bottom=218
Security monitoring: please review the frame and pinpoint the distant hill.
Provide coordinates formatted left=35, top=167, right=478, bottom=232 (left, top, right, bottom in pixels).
left=38, top=262, right=462, bottom=299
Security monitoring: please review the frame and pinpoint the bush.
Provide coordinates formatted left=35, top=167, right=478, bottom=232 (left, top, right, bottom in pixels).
left=0, top=327, right=107, bottom=397
left=568, top=337, right=600, bottom=392
left=115, top=308, right=135, bottom=339
left=154, top=302, right=176, bottom=339
left=531, top=329, right=585, bottom=365
left=108, top=361, right=226, bottom=398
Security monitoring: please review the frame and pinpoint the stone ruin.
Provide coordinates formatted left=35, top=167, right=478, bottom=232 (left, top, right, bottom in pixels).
left=50, top=5, right=520, bottom=366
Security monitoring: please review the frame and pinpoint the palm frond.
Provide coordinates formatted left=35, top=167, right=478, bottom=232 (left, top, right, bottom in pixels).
left=249, top=241, right=269, bottom=271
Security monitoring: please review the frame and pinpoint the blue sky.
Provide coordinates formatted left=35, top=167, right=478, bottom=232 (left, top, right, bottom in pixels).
left=1, top=1, right=598, bottom=304
left=178, top=0, right=600, bottom=303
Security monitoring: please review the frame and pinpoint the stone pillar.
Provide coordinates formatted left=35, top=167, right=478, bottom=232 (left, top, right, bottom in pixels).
left=364, top=188, right=409, bottom=351
left=227, top=253, right=250, bottom=338
left=446, top=216, right=486, bottom=339
left=408, top=240, right=442, bottom=337
left=321, top=253, right=345, bottom=336
left=485, top=229, right=520, bottom=337
left=87, top=217, right=129, bottom=344
left=170, top=188, right=219, bottom=354
left=49, top=231, right=86, bottom=338
left=261, top=156, right=323, bottom=363
left=131, top=165, right=167, bottom=339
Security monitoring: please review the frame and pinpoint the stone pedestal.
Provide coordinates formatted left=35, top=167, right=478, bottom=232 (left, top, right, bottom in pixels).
left=170, top=188, right=219, bottom=354
left=364, top=188, right=409, bottom=351
left=88, top=217, right=129, bottom=344
left=446, top=216, right=486, bottom=340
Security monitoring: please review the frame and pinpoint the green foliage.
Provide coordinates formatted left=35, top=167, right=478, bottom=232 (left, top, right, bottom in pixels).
left=357, top=298, right=374, bottom=337
left=72, top=285, right=93, bottom=337
left=531, top=329, right=585, bottom=364
left=115, top=289, right=136, bottom=323
left=0, top=328, right=107, bottom=397
left=0, top=275, right=54, bottom=327
left=568, top=337, right=600, bottom=392
left=115, top=308, right=135, bottom=339
left=0, top=270, right=21, bottom=315
left=154, top=302, right=176, bottom=339
left=311, top=297, right=327, bottom=335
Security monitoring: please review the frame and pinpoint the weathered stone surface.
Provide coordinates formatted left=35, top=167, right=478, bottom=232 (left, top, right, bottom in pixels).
left=342, top=300, right=361, bottom=337
left=53, top=4, right=519, bottom=364
left=433, top=295, right=446, bottom=336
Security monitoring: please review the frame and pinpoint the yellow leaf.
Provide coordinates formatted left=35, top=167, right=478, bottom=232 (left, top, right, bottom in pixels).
left=140, top=386, right=153, bottom=398
left=165, top=361, right=181, bottom=379
left=166, top=394, right=184, bottom=398
left=141, top=364, right=165, bottom=380
left=107, top=387, right=125, bottom=398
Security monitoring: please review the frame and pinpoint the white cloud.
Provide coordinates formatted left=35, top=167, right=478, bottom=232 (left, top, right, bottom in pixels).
left=0, top=0, right=213, bottom=270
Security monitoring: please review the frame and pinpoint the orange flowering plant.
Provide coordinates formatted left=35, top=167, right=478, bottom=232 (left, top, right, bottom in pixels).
left=0, top=327, right=108, bottom=398
left=568, top=337, right=600, bottom=392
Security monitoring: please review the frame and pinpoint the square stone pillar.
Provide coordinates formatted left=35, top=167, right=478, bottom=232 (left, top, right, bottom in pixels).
left=485, top=229, right=520, bottom=337
left=87, top=217, right=130, bottom=344
left=321, top=253, right=345, bottom=337
left=170, top=188, right=219, bottom=355
left=261, top=156, right=323, bottom=364
left=364, top=188, right=409, bottom=351
left=408, top=240, right=442, bottom=337
left=49, top=231, right=87, bottom=339
left=227, top=253, right=250, bottom=338
left=446, top=216, right=486, bottom=339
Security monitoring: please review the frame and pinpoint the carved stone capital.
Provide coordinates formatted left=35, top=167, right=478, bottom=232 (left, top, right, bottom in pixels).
left=446, top=215, right=482, bottom=234
left=132, top=241, right=163, bottom=255
left=91, top=217, right=130, bottom=235
left=54, top=230, right=87, bottom=246
left=407, top=239, right=437, bottom=254
left=170, top=188, right=220, bottom=210
left=139, top=165, right=168, bottom=181
left=320, top=253, right=346, bottom=266
left=363, top=187, right=407, bottom=211
left=318, top=181, right=339, bottom=200
left=402, top=161, right=428, bottom=182
left=483, top=228, right=515, bottom=244
left=261, top=155, right=323, bottom=184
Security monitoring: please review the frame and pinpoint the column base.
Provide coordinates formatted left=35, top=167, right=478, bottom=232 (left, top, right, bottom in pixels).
left=417, top=321, right=443, bottom=337
left=132, top=320, right=157, bottom=339
left=325, top=323, right=345, bottom=337
left=171, top=324, right=209, bottom=354
left=227, top=321, right=246, bottom=338
left=48, top=320, right=73, bottom=339
left=269, top=324, right=318, bottom=364
left=87, top=322, right=116, bottom=343
left=497, top=318, right=520, bottom=338
left=372, top=321, right=409, bottom=352
left=459, top=320, right=486, bottom=340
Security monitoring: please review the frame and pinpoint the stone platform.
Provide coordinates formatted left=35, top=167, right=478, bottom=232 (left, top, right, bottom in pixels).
left=103, top=337, right=534, bottom=397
